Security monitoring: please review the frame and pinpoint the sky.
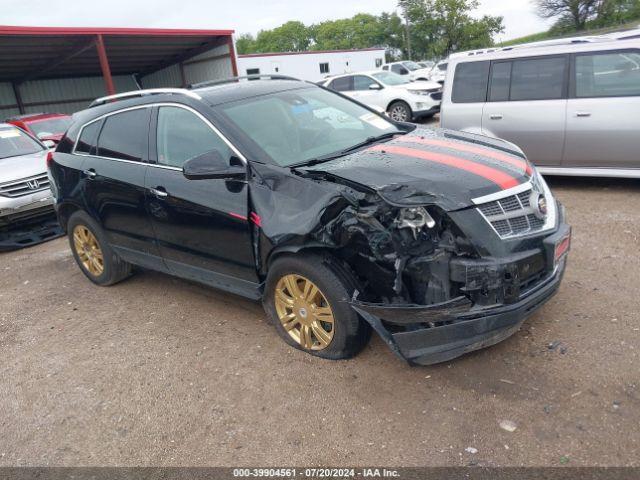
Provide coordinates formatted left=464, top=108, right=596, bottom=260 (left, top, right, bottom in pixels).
left=1, top=0, right=553, bottom=41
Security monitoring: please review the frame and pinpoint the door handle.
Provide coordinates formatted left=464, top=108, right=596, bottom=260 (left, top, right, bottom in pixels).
left=150, top=187, right=168, bottom=198
left=576, top=112, right=591, bottom=117
left=489, top=114, right=503, bottom=120
left=83, top=168, right=96, bottom=179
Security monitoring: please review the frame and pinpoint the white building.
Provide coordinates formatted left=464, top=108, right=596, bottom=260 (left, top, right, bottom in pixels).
left=237, top=48, right=387, bottom=82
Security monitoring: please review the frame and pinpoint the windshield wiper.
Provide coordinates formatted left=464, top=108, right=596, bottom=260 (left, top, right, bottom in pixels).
left=291, top=132, right=400, bottom=169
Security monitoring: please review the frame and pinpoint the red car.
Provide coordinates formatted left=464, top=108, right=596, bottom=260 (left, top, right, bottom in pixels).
left=6, top=113, right=72, bottom=145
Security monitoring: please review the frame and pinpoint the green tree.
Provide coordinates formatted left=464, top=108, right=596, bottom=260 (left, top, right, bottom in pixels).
left=399, top=0, right=504, bottom=59
left=235, top=33, right=257, bottom=54
left=253, top=21, right=311, bottom=53
left=536, top=0, right=601, bottom=30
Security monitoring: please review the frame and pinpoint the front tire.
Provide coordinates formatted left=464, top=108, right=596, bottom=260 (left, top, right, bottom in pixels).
left=264, top=254, right=371, bottom=360
left=67, top=211, right=132, bottom=286
left=387, top=101, right=412, bottom=122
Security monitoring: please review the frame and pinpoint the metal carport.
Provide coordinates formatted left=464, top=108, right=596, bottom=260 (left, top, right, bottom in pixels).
left=0, top=26, right=237, bottom=117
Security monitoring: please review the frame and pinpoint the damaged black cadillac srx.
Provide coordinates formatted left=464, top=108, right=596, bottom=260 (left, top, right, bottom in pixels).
left=48, top=77, right=571, bottom=366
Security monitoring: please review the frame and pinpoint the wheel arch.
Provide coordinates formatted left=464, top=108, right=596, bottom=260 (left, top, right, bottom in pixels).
left=56, top=201, right=84, bottom=233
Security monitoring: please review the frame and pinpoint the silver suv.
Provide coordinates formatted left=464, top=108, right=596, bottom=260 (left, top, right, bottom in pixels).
left=0, top=123, right=54, bottom=228
left=441, top=38, right=640, bottom=177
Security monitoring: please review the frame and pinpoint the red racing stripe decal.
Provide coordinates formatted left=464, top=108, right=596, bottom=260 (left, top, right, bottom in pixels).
left=401, top=137, right=532, bottom=175
left=369, top=144, right=521, bottom=190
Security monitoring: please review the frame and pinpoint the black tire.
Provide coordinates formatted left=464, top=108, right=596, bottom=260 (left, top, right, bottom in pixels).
left=67, top=211, right=132, bottom=286
left=387, top=100, right=413, bottom=122
left=263, top=253, right=371, bottom=360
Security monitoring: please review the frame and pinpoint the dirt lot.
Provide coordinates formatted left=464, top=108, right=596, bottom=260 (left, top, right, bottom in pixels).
left=1, top=175, right=639, bottom=467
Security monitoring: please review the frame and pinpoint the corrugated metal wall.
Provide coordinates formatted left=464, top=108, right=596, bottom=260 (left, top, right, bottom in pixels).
left=0, top=75, right=137, bottom=118
left=142, top=43, right=232, bottom=88
left=0, top=40, right=234, bottom=120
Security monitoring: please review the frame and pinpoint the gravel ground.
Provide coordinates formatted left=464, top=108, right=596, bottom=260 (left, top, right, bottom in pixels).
left=1, top=174, right=639, bottom=467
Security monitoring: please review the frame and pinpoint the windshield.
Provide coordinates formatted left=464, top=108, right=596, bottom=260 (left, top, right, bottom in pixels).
left=371, top=71, right=410, bottom=86
left=219, top=87, right=401, bottom=167
left=437, top=62, right=448, bottom=71
left=403, top=61, right=422, bottom=71
left=29, top=116, right=72, bottom=137
left=0, top=127, right=44, bottom=159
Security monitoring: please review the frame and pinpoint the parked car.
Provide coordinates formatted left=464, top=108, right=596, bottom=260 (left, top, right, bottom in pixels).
left=381, top=61, right=433, bottom=81
left=49, top=80, right=570, bottom=366
left=429, top=60, right=448, bottom=84
left=321, top=71, right=442, bottom=122
left=441, top=38, right=640, bottom=177
left=0, top=123, right=54, bottom=228
left=418, top=61, right=435, bottom=70
left=6, top=113, right=72, bottom=146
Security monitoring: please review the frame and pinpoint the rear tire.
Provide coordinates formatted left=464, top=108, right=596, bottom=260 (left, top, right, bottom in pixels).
left=387, top=101, right=412, bottom=122
left=67, top=211, right=132, bottom=286
left=264, top=253, right=371, bottom=360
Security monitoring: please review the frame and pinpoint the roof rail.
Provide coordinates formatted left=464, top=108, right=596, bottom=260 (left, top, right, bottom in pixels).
left=89, top=88, right=202, bottom=108
left=189, top=74, right=302, bottom=89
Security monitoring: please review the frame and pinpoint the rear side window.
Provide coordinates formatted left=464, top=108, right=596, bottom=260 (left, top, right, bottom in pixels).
left=489, top=62, right=512, bottom=102
left=75, top=121, right=101, bottom=154
left=575, top=50, right=640, bottom=98
left=452, top=61, right=490, bottom=103
left=97, top=108, right=150, bottom=161
left=330, top=76, right=353, bottom=92
left=510, top=57, right=566, bottom=101
left=156, top=106, right=233, bottom=168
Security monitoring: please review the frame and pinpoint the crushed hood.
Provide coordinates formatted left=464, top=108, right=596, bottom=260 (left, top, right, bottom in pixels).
left=301, top=128, right=532, bottom=211
left=0, top=150, right=48, bottom=185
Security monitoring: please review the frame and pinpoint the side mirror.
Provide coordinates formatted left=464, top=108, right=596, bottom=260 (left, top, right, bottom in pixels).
left=369, top=83, right=382, bottom=90
left=182, top=150, right=246, bottom=180
left=42, top=139, right=56, bottom=149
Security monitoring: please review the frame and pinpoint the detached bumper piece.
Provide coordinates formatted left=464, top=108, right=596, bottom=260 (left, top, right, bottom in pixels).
left=0, top=216, right=63, bottom=252
left=352, top=225, right=570, bottom=365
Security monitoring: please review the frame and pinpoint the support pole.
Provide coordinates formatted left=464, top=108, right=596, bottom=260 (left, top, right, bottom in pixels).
left=95, top=34, right=116, bottom=95
left=12, top=82, right=25, bottom=114
left=179, top=62, right=188, bottom=88
left=227, top=36, right=239, bottom=77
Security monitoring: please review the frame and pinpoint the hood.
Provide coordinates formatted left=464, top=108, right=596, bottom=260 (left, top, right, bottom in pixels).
left=409, top=68, right=432, bottom=79
left=39, top=133, right=63, bottom=143
left=302, top=128, right=532, bottom=211
left=400, top=80, right=442, bottom=92
left=0, top=150, right=48, bottom=184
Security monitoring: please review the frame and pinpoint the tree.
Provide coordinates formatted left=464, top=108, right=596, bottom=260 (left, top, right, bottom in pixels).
left=536, top=0, right=602, bottom=30
left=235, top=33, right=257, bottom=54
left=253, top=21, right=311, bottom=53
left=399, top=0, right=504, bottom=59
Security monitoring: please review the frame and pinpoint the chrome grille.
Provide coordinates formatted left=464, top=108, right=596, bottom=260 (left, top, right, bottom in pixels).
left=0, top=173, right=50, bottom=198
left=476, top=186, right=548, bottom=239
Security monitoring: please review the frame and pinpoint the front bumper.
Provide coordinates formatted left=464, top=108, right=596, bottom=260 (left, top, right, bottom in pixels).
left=413, top=104, right=441, bottom=119
left=352, top=224, right=570, bottom=365
left=0, top=190, right=55, bottom=227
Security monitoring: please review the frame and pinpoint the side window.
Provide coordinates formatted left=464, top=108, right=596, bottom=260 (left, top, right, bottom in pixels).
left=156, top=106, right=233, bottom=168
left=575, top=51, right=640, bottom=98
left=97, top=108, right=150, bottom=161
left=353, top=75, right=378, bottom=91
left=510, top=56, right=567, bottom=101
left=489, top=62, right=512, bottom=102
left=391, top=64, right=408, bottom=75
left=319, top=63, right=330, bottom=74
left=375, top=58, right=383, bottom=68
left=452, top=61, right=490, bottom=103
left=75, top=120, right=101, bottom=154
left=382, top=65, right=389, bottom=71
left=329, top=76, right=353, bottom=92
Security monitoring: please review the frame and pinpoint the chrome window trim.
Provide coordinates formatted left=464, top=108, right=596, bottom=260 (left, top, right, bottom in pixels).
left=72, top=102, right=248, bottom=168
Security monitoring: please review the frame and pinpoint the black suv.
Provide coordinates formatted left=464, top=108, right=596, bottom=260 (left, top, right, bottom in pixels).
left=49, top=78, right=570, bottom=366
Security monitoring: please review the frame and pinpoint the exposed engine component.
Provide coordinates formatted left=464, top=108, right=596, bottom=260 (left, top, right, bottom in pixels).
left=395, top=207, right=436, bottom=239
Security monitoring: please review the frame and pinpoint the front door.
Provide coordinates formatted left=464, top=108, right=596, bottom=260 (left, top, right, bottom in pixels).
left=482, top=56, right=568, bottom=166
left=349, top=75, right=385, bottom=110
left=81, top=107, right=165, bottom=270
left=145, top=104, right=259, bottom=297
left=563, top=49, right=640, bottom=168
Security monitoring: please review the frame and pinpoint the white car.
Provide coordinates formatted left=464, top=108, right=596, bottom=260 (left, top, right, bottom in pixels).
left=321, top=71, right=442, bottom=122
left=429, top=60, right=448, bottom=85
left=381, top=61, right=433, bottom=81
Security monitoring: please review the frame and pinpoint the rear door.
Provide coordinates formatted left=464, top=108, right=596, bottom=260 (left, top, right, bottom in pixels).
left=145, top=104, right=259, bottom=296
left=80, top=106, right=165, bottom=270
left=563, top=49, right=640, bottom=168
left=482, top=55, right=568, bottom=166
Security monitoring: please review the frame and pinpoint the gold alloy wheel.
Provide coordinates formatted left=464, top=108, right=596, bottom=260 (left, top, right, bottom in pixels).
left=274, top=274, right=335, bottom=350
left=72, top=225, right=104, bottom=277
